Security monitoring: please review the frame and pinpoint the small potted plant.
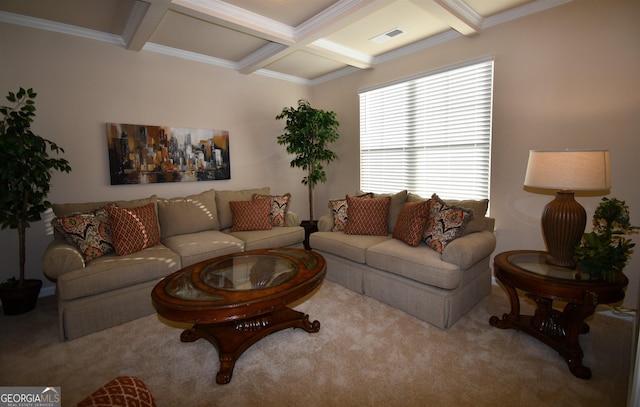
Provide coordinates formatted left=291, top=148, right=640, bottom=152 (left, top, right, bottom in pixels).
left=0, top=87, right=71, bottom=315
left=574, top=197, right=638, bottom=282
left=276, top=99, right=340, bottom=243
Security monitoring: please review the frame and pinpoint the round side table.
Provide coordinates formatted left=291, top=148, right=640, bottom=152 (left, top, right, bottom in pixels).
left=489, top=250, right=628, bottom=379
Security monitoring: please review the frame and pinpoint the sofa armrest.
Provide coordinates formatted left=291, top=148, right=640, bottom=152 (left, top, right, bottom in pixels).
left=42, top=237, right=86, bottom=281
left=441, top=230, right=496, bottom=270
left=317, top=214, right=333, bottom=232
left=285, top=211, right=300, bottom=227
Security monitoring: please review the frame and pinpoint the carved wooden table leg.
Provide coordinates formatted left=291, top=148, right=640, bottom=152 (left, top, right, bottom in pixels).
left=180, top=307, right=320, bottom=384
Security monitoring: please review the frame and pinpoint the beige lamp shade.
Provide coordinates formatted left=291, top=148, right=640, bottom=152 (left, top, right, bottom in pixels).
left=524, top=150, right=611, bottom=191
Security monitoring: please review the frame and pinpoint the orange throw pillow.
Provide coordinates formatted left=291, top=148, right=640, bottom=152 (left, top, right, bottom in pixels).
left=393, top=200, right=432, bottom=246
left=106, top=203, right=161, bottom=256
left=230, top=197, right=273, bottom=232
left=344, top=195, right=391, bottom=236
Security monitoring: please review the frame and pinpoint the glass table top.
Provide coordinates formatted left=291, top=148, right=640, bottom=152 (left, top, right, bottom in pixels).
left=507, top=252, right=589, bottom=281
left=165, top=254, right=299, bottom=301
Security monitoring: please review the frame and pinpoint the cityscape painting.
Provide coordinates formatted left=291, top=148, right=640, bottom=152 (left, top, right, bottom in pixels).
left=106, top=123, right=230, bottom=185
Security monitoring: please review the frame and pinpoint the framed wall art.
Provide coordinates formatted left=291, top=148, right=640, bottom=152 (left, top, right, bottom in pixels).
left=106, top=123, right=230, bottom=185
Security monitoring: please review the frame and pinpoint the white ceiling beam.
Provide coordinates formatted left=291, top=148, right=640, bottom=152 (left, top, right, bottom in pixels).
left=124, top=0, right=172, bottom=51
left=412, top=0, right=483, bottom=36
left=236, top=0, right=391, bottom=74
left=171, top=0, right=297, bottom=44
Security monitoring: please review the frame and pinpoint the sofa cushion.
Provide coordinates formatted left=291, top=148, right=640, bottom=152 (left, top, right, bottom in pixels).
left=216, top=187, right=270, bottom=229
left=254, top=193, right=291, bottom=227
left=444, top=198, right=489, bottom=234
left=423, top=194, right=474, bottom=253
left=229, top=197, right=273, bottom=232
left=345, top=195, right=391, bottom=236
left=392, top=201, right=431, bottom=247
left=230, top=226, right=305, bottom=251
left=157, top=189, right=219, bottom=239
left=52, top=207, right=114, bottom=262
left=56, top=244, right=181, bottom=301
left=409, top=193, right=488, bottom=236
left=310, top=231, right=391, bottom=264
left=366, top=238, right=462, bottom=290
left=328, top=193, right=372, bottom=232
left=52, top=196, right=157, bottom=218
left=162, top=230, right=244, bottom=267
left=358, top=190, right=408, bottom=232
left=106, top=203, right=161, bottom=256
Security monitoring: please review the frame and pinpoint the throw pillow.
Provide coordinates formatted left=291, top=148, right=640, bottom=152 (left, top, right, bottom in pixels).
left=344, top=195, right=391, bottom=236
left=52, top=207, right=114, bottom=262
left=357, top=190, right=408, bottom=233
left=423, top=194, right=474, bottom=253
left=106, top=203, right=161, bottom=256
left=392, top=200, right=432, bottom=246
left=328, top=193, right=373, bottom=232
left=77, top=376, right=156, bottom=407
left=230, top=197, right=273, bottom=232
left=253, top=193, right=291, bottom=227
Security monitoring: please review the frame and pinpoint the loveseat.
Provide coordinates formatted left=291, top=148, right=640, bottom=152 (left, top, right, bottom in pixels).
left=309, top=190, right=496, bottom=329
left=42, top=187, right=304, bottom=340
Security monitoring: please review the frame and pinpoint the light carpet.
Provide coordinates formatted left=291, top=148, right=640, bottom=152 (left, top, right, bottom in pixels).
left=0, top=281, right=632, bottom=407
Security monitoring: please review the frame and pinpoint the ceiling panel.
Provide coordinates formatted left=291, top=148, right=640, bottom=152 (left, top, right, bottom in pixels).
left=0, top=0, right=136, bottom=35
left=265, top=50, right=349, bottom=79
left=150, top=11, right=269, bottom=61
left=325, top=0, right=450, bottom=57
left=221, top=0, right=339, bottom=27
left=0, top=0, right=570, bottom=83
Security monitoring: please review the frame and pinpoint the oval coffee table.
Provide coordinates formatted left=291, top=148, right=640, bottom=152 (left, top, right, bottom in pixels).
left=151, top=248, right=326, bottom=384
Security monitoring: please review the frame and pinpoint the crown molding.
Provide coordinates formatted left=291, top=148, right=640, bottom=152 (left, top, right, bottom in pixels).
left=143, top=42, right=238, bottom=69
left=483, top=0, right=573, bottom=28
left=0, top=11, right=124, bottom=46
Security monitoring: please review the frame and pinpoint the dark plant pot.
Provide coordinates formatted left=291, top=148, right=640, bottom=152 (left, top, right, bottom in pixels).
left=0, top=279, right=42, bottom=315
left=301, top=220, right=318, bottom=250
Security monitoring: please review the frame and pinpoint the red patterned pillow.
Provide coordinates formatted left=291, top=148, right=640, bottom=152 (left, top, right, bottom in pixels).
left=423, top=194, right=474, bottom=253
left=393, top=200, right=432, bottom=246
left=344, top=195, right=391, bottom=236
left=253, top=193, right=291, bottom=227
left=328, top=193, right=373, bottom=232
left=52, top=207, right=114, bottom=262
left=230, top=197, right=273, bottom=232
left=105, top=203, right=161, bottom=256
left=77, top=376, right=156, bottom=407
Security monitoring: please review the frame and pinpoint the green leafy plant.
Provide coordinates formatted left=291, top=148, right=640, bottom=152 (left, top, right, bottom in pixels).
left=0, top=87, right=71, bottom=288
left=574, top=197, right=638, bottom=281
left=276, top=99, right=340, bottom=220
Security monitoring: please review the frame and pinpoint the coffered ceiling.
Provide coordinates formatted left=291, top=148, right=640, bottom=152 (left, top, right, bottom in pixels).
left=0, top=0, right=570, bottom=84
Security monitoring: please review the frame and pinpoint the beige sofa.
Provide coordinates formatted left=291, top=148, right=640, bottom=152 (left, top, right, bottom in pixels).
left=309, top=191, right=496, bottom=329
left=42, top=187, right=304, bottom=340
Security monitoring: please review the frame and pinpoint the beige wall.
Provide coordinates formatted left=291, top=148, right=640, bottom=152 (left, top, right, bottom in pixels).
left=1, top=0, right=638, bottom=309
left=311, top=0, right=640, bottom=309
left=0, top=23, right=311, bottom=295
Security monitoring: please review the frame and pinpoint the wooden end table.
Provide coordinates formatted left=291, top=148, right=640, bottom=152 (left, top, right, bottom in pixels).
left=151, top=248, right=326, bottom=384
left=489, top=250, right=628, bottom=379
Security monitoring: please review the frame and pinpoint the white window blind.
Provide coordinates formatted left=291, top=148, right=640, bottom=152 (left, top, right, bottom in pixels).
left=359, top=57, right=494, bottom=200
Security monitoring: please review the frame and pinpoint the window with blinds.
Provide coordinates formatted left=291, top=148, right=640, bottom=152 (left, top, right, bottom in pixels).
left=359, top=57, right=494, bottom=200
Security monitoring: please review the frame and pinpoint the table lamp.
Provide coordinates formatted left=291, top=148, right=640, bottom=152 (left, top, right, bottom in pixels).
left=523, top=149, right=611, bottom=268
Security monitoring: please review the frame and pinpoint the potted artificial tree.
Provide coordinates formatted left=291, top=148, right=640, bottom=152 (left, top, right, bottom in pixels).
left=276, top=99, right=340, bottom=248
left=0, top=87, right=71, bottom=315
left=574, top=197, right=638, bottom=282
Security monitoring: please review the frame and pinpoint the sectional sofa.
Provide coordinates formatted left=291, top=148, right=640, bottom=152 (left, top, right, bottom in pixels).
left=310, top=191, right=496, bottom=329
left=42, top=187, right=304, bottom=340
